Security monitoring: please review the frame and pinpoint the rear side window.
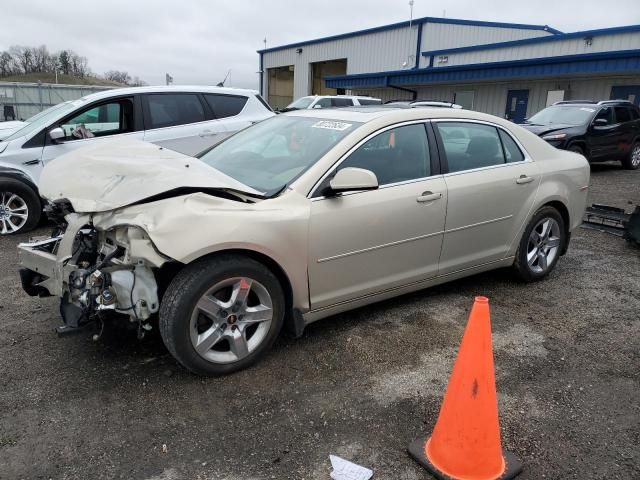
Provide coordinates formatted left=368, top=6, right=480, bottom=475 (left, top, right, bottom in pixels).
left=204, top=94, right=248, bottom=119
left=614, top=106, right=631, bottom=123
left=146, top=94, right=206, bottom=129
left=436, top=122, right=509, bottom=173
left=331, top=98, right=353, bottom=107
left=357, top=99, right=382, bottom=106
left=498, top=130, right=525, bottom=163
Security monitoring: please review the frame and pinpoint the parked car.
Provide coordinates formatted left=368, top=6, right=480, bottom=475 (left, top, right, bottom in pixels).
left=521, top=100, right=640, bottom=170
left=385, top=100, right=463, bottom=109
left=280, top=95, right=381, bottom=112
left=0, top=86, right=274, bottom=234
left=18, top=107, right=589, bottom=375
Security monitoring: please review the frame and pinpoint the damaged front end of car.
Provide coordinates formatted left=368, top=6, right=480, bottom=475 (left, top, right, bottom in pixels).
left=18, top=203, right=168, bottom=337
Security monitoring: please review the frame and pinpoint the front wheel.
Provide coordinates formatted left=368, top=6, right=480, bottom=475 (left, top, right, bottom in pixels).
left=622, top=142, right=640, bottom=170
left=0, top=178, right=41, bottom=235
left=159, top=254, right=285, bottom=376
left=513, top=206, right=566, bottom=282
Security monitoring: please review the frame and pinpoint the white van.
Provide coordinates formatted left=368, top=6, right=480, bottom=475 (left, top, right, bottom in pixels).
left=0, top=85, right=274, bottom=234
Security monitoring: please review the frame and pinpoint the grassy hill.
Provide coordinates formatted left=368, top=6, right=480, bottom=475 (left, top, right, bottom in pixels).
left=0, top=73, right=123, bottom=86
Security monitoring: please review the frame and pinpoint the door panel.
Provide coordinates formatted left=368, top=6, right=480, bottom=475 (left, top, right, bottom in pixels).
left=439, top=162, right=540, bottom=274
left=505, top=90, right=529, bottom=123
left=588, top=107, right=622, bottom=160
left=144, top=120, right=227, bottom=156
left=308, top=177, right=447, bottom=309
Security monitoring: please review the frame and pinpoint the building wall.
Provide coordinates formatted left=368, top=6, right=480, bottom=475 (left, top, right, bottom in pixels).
left=418, top=23, right=553, bottom=67
left=262, top=26, right=419, bottom=99
left=262, top=21, right=553, bottom=100
left=352, top=75, right=640, bottom=118
left=0, top=82, right=113, bottom=121
left=433, top=31, right=640, bottom=67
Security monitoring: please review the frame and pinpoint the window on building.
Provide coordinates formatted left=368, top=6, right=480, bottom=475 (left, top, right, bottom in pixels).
left=454, top=90, right=475, bottom=110
left=338, top=124, right=430, bottom=184
left=204, top=94, right=248, bottom=118
left=146, top=93, right=206, bottom=129
left=436, top=122, right=514, bottom=173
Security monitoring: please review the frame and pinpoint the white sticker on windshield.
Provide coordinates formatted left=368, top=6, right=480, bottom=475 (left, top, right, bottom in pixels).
left=312, top=121, right=353, bottom=131
left=580, top=108, right=595, bottom=112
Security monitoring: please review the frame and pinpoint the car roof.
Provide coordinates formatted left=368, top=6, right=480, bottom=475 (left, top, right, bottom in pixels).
left=78, top=85, right=260, bottom=103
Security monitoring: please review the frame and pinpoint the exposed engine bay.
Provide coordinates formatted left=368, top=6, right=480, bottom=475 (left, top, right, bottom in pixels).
left=19, top=201, right=164, bottom=338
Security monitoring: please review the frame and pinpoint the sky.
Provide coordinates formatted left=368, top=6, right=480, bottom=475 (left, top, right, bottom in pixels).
left=1, top=0, right=639, bottom=89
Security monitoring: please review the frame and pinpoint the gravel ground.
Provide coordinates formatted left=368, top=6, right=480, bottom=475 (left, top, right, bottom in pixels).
left=0, top=162, right=638, bottom=480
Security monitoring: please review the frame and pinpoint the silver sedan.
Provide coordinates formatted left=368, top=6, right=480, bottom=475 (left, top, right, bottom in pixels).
left=18, top=106, right=590, bottom=375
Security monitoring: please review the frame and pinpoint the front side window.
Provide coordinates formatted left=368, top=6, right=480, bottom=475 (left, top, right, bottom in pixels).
left=437, top=122, right=516, bottom=173
left=60, top=99, right=134, bottom=140
left=315, top=98, right=332, bottom=108
left=199, top=115, right=361, bottom=195
left=338, top=124, right=430, bottom=185
left=146, top=93, right=206, bottom=129
left=594, top=107, right=614, bottom=125
left=204, top=94, right=248, bottom=119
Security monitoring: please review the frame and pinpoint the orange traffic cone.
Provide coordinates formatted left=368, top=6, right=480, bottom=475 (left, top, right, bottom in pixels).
left=408, top=296, right=522, bottom=480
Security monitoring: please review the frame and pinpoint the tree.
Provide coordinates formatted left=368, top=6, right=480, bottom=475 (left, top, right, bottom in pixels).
left=104, top=70, right=131, bottom=85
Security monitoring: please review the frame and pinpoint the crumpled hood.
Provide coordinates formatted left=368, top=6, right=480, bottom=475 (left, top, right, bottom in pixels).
left=0, top=121, right=27, bottom=140
left=39, top=138, right=260, bottom=212
left=520, top=123, right=575, bottom=136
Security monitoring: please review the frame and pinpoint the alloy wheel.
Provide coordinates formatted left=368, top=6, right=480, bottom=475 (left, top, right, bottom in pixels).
left=0, top=191, right=29, bottom=234
left=632, top=145, right=640, bottom=168
left=526, top=218, right=561, bottom=274
left=189, top=277, right=273, bottom=364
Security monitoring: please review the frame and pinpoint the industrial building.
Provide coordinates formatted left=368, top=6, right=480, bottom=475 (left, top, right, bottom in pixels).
left=259, top=17, right=640, bottom=122
left=0, top=81, right=113, bottom=121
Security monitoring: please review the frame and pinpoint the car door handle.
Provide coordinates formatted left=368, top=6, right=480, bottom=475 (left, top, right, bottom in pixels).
left=416, top=191, right=442, bottom=203
left=516, top=175, right=534, bottom=185
left=199, top=129, right=216, bottom=137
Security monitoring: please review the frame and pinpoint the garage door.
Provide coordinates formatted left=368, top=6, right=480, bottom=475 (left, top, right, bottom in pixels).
left=268, top=66, right=294, bottom=110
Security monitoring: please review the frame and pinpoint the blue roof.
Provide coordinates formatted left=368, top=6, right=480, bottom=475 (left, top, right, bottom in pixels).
left=258, top=16, right=560, bottom=54
left=422, top=24, right=640, bottom=57
left=324, top=49, right=640, bottom=89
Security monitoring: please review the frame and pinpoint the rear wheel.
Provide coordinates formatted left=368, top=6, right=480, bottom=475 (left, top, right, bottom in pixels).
left=514, top=206, right=566, bottom=282
left=0, top=178, right=41, bottom=235
left=159, top=254, right=285, bottom=376
left=622, top=142, right=640, bottom=170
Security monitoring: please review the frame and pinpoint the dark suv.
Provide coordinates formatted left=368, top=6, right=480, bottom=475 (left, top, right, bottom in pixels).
left=521, top=100, right=640, bottom=170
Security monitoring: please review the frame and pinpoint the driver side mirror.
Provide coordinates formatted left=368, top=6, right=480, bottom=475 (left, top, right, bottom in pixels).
left=48, top=127, right=65, bottom=142
left=593, top=118, right=608, bottom=128
left=328, top=167, right=379, bottom=195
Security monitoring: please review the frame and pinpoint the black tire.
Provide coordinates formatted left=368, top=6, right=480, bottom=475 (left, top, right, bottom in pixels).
left=513, top=206, right=566, bottom=282
left=0, top=178, right=41, bottom=235
left=621, top=141, right=640, bottom=170
left=159, top=254, right=285, bottom=376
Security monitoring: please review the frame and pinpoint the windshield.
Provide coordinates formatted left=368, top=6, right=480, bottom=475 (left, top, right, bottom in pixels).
left=3, top=100, right=79, bottom=141
left=199, top=115, right=361, bottom=195
left=286, top=97, right=314, bottom=110
left=527, top=105, right=596, bottom=126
